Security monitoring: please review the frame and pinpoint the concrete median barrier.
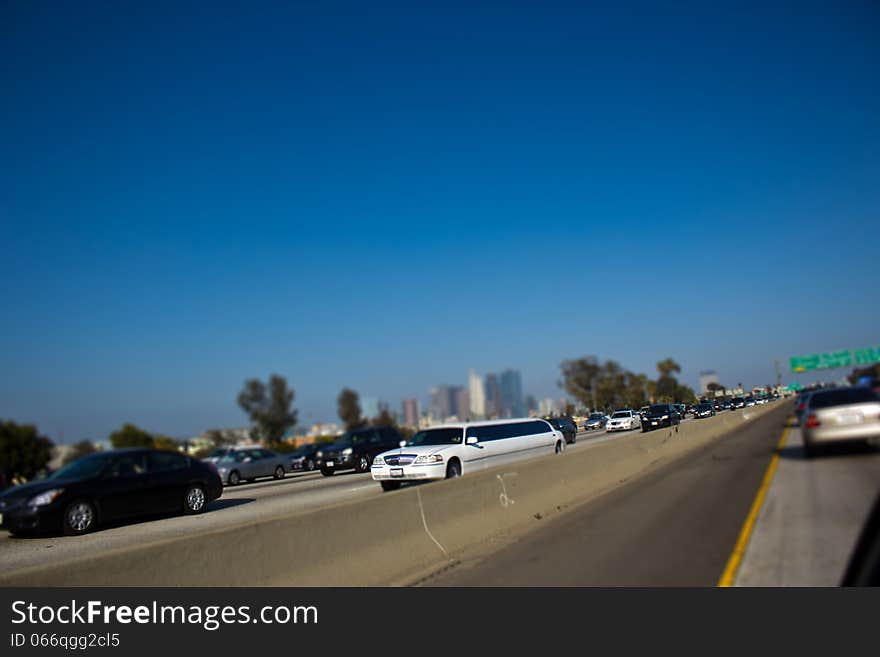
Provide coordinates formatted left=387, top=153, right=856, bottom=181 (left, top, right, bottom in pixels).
left=0, top=402, right=789, bottom=587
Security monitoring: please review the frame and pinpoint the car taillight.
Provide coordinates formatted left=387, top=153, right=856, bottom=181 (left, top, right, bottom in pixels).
left=798, top=403, right=806, bottom=412
left=805, top=414, right=821, bottom=429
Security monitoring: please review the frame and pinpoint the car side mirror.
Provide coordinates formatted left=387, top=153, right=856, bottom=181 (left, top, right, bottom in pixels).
left=466, top=436, right=478, bottom=445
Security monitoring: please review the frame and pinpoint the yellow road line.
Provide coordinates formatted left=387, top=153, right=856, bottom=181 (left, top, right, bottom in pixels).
left=717, top=420, right=792, bottom=587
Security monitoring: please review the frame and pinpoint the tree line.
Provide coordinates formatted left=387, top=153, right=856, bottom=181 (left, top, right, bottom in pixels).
left=3, top=358, right=701, bottom=488
left=559, top=355, right=698, bottom=412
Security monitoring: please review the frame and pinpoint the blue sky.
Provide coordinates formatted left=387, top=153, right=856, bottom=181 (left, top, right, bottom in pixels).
left=2, top=1, right=878, bottom=441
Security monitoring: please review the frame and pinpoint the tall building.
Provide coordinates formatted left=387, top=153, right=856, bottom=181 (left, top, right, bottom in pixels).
left=468, top=369, right=486, bottom=419
left=401, top=398, right=420, bottom=428
left=484, top=373, right=502, bottom=418
left=499, top=369, right=525, bottom=418
left=454, top=387, right=471, bottom=422
left=699, top=370, right=719, bottom=395
left=430, top=386, right=453, bottom=421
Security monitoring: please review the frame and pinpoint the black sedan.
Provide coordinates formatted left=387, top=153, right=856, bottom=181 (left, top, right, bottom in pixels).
left=289, top=442, right=322, bottom=472
left=543, top=416, right=578, bottom=444
left=694, top=402, right=716, bottom=419
left=0, top=449, right=222, bottom=537
left=641, top=404, right=681, bottom=432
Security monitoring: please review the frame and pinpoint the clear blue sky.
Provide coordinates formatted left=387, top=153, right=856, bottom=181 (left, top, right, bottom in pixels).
left=2, top=1, right=878, bottom=442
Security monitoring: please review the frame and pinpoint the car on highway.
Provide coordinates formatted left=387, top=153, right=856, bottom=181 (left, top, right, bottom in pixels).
left=288, top=442, right=322, bottom=472
left=730, top=397, right=746, bottom=410
left=641, top=404, right=681, bottom=432
left=0, top=449, right=222, bottom=536
left=801, top=386, right=880, bottom=458
left=215, top=447, right=289, bottom=486
left=317, top=426, right=405, bottom=476
left=694, top=402, right=716, bottom=419
left=543, top=416, right=578, bottom=444
left=584, top=412, right=610, bottom=430
left=745, top=396, right=756, bottom=407
left=795, top=391, right=814, bottom=424
left=371, top=418, right=565, bottom=492
left=606, top=409, right=640, bottom=432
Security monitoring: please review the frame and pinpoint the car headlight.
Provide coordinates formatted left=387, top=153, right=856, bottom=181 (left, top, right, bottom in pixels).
left=661, top=415, right=669, bottom=420
left=414, top=454, right=443, bottom=464
left=29, top=489, right=64, bottom=507
left=373, top=455, right=384, bottom=465
left=342, top=447, right=353, bottom=455
left=316, top=451, right=323, bottom=458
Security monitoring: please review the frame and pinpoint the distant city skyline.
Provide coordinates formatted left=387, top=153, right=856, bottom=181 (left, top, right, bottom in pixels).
left=3, top=2, right=877, bottom=442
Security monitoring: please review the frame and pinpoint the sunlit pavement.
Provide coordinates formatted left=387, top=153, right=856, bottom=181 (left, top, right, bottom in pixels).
left=733, top=420, right=880, bottom=586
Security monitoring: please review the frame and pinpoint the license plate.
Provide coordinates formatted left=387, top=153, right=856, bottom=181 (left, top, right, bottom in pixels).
left=651, top=421, right=658, bottom=426
left=838, top=413, right=862, bottom=425
left=390, top=468, right=404, bottom=478
left=325, top=460, right=334, bottom=467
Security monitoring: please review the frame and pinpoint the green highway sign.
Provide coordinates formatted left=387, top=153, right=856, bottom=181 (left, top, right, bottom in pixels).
left=790, top=345, right=879, bottom=373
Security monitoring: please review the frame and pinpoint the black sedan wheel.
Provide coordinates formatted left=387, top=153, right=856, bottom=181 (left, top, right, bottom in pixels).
left=63, top=500, right=96, bottom=536
left=305, top=459, right=315, bottom=471
left=355, top=455, right=371, bottom=473
left=183, top=485, right=207, bottom=515
left=273, top=466, right=285, bottom=480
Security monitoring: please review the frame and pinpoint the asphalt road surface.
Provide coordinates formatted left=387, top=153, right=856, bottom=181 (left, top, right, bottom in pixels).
left=420, top=403, right=880, bottom=586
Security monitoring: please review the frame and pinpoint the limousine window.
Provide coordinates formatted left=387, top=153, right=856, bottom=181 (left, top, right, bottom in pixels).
left=406, top=428, right=464, bottom=446
left=466, top=420, right=551, bottom=441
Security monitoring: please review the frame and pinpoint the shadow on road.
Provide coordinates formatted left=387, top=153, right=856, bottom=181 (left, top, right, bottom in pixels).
left=207, top=498, right=255, bottom=511
left=777, top=442, right=879, bottom=461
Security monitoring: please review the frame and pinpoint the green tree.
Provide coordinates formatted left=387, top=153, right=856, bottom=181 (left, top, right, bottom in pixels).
left=237, top=374, right=298, bottom=447
left=624, top=372, right=650, bottom=409
left=706, top=382, right=725, bottom=398
left=337, top=388, right=365, bottom=431
left=371, top=403, right=398, bottom=428
left=109, top=423, right=155, bottom=449
left=205, top=428, right=238, bottom=449
left=559, top=356, right=602, bottom=410
left=62, top=440, right=99, bottom=466
left=0, top=420, right=54, bottom=483
left=675, top=384, right=697, bottom=404
left=153, top=435, right=180, bottom=451
left=654, top=358, right=682, bottom=402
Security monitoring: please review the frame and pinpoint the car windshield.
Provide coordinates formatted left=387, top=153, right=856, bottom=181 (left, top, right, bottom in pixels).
left=50, top=453, right=115, bottom=480
left=333, top=431, right=371, bottom=448
left=698, top=403, right=712, bottom=410
left=809, top=387, right=878, bottom=409
left=588, top=413, right=605, bottom=420
left=611, top=411, right=630, bottom=418
left=406, top=428, right=463, bottom=446
left=648, top=405, right=669, bottom=413
left=207, top=448, right=231, bottom=458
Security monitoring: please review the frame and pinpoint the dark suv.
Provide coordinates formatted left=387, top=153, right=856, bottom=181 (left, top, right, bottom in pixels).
left=641, top=404, right=681, bottom=432
left=543, top=416, right=578, bottom=444
left=316, top=426, right=404, bottom=476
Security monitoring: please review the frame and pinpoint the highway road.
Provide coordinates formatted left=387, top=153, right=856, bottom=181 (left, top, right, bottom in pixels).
left=419, top=402, right=880, bottom=586
left=5, top=404, right=873, bottom=587
left=0, top=423, right=614, bottom=574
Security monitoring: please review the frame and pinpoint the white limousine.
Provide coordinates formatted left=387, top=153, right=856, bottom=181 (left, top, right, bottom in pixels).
left=371, top=418, right=566, bottom=491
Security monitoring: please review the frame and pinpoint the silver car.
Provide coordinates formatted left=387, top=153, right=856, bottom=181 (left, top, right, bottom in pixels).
left=215, top=447, right=289, bottom=485
left=801, top=387, right=880, bottom=458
